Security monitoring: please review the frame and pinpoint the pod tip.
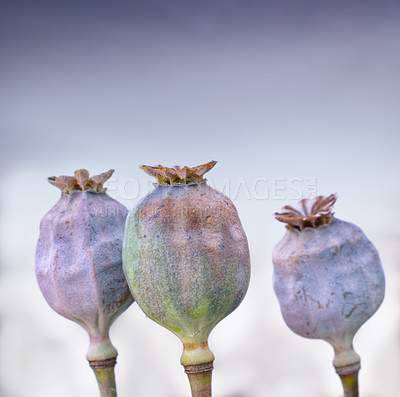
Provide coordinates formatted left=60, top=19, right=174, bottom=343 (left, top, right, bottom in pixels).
left=47, top=169, right=114, bottom=194
left=140, top=161, right=217, bottom=185
left=274, top=193, right=337, bottom=230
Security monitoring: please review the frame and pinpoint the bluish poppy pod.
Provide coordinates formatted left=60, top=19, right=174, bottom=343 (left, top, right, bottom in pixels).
left=123, top=161, right=251, bottom=397
left=35, top=169, right=134, bottom=397
left=272, top=194, right=385, bottom=397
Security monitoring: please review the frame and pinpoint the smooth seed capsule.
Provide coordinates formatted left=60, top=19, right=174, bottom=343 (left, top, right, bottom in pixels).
left=272, top=194, right=385, bottom=397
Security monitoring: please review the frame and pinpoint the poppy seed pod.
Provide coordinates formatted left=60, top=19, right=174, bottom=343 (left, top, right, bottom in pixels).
left=272, top=194, right=385, bottom=397
left=123, top=161, right=251, bottom=397
left=35, top=169, right=134, bottom=397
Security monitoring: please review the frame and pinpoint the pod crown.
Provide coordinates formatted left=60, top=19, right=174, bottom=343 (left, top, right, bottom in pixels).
left=48, top=169, right=114, bottom=194
left=140, top=161, right=217, bottom=185
left=275, top=194, right=337, bottom=230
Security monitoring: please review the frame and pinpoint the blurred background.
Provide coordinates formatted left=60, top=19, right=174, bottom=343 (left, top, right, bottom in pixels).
left=0, top=0, right=399, bottom=396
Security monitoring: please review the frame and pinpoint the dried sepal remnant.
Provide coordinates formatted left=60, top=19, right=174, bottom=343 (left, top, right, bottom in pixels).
left=48, top=169, right=114, bottom=194
left=140, top=161, right=217, bottom=185
left=275, top=194, right=337, bottom=230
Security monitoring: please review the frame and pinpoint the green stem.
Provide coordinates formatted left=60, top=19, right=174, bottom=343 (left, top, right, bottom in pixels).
left=339, top=372, right=359, bottom=397
left=89, top=357, right=118, bottom=397
left=86, top=334, right=119, bottom=397
left=185, top=366, right=213, bottom=397
left=181, top=341, right=214, bottom=397
left=332, top=345, right=360, bottom=397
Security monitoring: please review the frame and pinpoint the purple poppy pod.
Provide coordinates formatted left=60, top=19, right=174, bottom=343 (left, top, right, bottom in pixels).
left=272, top=194, right=385, bottom=397
left=35, top=169, right=134, bottom=397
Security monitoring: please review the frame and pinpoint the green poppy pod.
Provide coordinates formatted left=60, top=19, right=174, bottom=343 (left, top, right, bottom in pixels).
left=123, top=161, right=250, bottom=397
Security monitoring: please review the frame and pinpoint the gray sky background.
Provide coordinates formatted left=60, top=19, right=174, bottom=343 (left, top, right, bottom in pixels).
left=1, top=1, right=399, bottom=396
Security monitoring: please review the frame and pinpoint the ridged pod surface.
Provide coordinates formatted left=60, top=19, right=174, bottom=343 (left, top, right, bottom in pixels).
left=35, top=169, right=134, bottom=397
left=272, top=194, right=385, bottom=397
left=123, top=161, right=250, bottom=397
